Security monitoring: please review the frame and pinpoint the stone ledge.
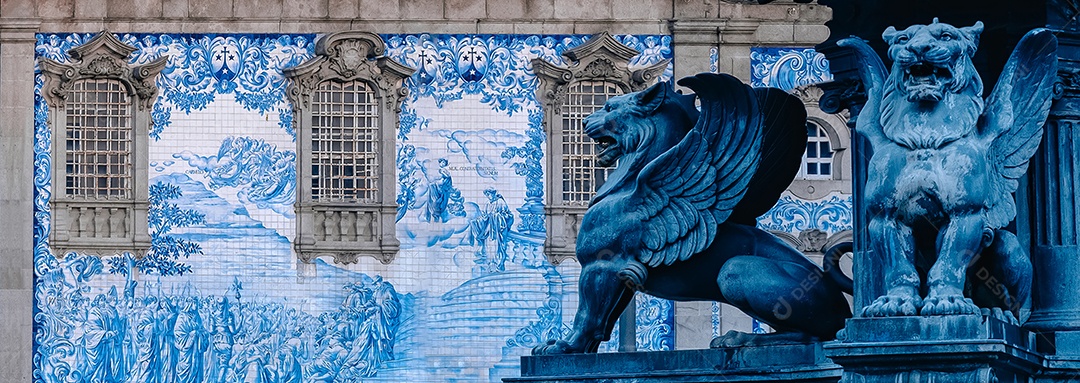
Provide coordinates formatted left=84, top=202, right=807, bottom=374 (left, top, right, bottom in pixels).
left=825, top=315, right=1043, bottom=383
left=507, top=343, right=841, bottom=383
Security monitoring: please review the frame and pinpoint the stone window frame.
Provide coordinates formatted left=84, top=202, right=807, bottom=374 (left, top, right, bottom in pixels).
left=39, top=30, right=167, bottom=258
left=787, top=85, right=853, bottom=200
left=284, top=31, right=414, bottom=265
left=532, top=32, right=668, bottom=265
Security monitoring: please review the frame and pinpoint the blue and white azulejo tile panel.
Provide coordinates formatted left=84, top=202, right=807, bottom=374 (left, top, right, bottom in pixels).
left=32, top=32, right=675, bottom=383
left=750, top=47, right=832, bottom=90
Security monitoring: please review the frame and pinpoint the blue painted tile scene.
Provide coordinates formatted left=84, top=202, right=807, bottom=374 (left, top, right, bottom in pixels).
left=31, top=32, right=845, bottom=383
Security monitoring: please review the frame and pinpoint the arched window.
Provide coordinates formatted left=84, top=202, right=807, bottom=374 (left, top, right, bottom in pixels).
left=786, top=85, right=852, bottom=200
left=285, top=32, right=414, bottom=265
left=40, top=31, right=167, bottom=258
left=801, top=121, right=833, bottom=179
left=532, top=32, right=668, bottom=264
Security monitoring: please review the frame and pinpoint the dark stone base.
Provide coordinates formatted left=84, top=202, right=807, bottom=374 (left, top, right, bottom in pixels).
left=1039, top=354, right=1080, bottom=383
left=506, top=342, right=840, bottom=383
left=824, top=314, right=1041, bottom=383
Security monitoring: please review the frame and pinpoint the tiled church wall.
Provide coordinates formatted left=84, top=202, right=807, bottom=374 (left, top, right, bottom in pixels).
left=25, top=31, right=849, bottom=382
left=0, top=2, right=845, bottom=382
left=31, top=31, right=679, bottom=383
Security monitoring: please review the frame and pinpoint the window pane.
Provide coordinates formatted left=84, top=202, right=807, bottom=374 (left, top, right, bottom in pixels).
left=801, top=122, right=834, bottom=180
left=65, top=79, right=132, bottom=198
left=560, top=80, right=622, bottom=205
left=310, top=80, right=380, bottom=202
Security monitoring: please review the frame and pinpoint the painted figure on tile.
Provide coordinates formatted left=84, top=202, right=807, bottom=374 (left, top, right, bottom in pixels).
left=83, top=293, right=124, bottom=383
left=486, top=188, right=514, bottom=270
left=468, top=187, right=515, bottom=272
left=535, top=73, right=853, bottom=355
left=337, top=276, right=402, bottom=379
left=209, top=297, right=237, bottom=383
left=840, top=20, right=1057, bottom=319
left=423, top=158, right=466, bottom=223
left=174, top=297, right=208, bottom=383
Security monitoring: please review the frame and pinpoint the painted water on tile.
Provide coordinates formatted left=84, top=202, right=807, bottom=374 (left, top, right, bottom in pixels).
left=32, top=32, right=677, bottom=383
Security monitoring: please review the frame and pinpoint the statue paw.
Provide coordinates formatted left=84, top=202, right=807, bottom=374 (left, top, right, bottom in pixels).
left=710, top=330, right=816, bottom=348
left=921, top=295, right=979, bottom=316
left=862, top=294, right=921, bottom=316
left=710, top=330, right=751, bottom=348
left=532, top=339, right=578, bottom=355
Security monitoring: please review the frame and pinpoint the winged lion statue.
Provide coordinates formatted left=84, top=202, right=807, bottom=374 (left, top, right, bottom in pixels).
left=534, top=73, right=854, bottom=354
left=839, top=19, right=1057, bottom=319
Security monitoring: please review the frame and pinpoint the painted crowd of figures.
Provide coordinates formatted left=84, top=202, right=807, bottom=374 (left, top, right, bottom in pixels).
left=35, top=269, right=406, bottom=383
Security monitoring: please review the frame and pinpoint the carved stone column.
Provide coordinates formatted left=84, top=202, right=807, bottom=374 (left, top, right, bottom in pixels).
left=816, top=42, right=874, bottom=313
left=1027, top=29, right=1080, bottom=356
left=0, top=18, right=40, bottom=383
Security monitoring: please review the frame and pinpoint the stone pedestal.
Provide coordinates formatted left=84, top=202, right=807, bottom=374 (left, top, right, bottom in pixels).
left=824, top=315, right=1041, bottom=383
left=506, top=343, right=840, bottom=383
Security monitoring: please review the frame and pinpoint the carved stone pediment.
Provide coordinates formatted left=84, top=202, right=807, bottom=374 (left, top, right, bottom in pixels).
left=285, top=31, right=414, bottom=111
left=39, top=31, right=167, bottom=111
left=532, top=32, right=669, bottom=115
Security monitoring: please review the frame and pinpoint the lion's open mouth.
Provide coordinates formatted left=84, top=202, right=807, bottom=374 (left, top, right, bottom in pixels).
left=594, top=136, right=619, bottom=168
left=903, top=61, right=952, bottom=102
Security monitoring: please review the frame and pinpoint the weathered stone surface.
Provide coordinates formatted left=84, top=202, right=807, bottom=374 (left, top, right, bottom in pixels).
left=188, top=0, right=233, bottom=18
left=234, top=0, right=284, bottom=18
left=107, top=0, right=162, bottom=18
left=357, top=0, right=399, bottom=19
left=487, top=0, right=526, bottom=19
left=161, top=0, right=187, bottom=17
left=327, top=0, right=358, bottom=18
left=74, top=0, right=108, bottom=18
left=674, top=301, right=714, bottom=350
left=611, top=0, right=671, bottom=20
left=400, top=0, right=443, bottom=19
left=37, top=0, right=75, bottom=18
left=446, top=0, right=485, bottom=19
left=674, top=0, right=712, bottom=18
left=0, top=24, right=39, bottom=383
left=793, top=24, right=830, bottom=44
left=0, top=0, right=36, bottom=18
left=553, top=0, right=610, bottom=19
left=523, top=0, right=555, bottom=19
left=283, top=0, right=327, bottom=18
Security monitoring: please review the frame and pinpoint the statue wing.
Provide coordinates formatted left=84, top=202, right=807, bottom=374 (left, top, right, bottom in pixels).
left=982, top=29, right=1057, bottom=228
left=632, top=73, right=763, bottom=267
left=727, top=88, right=809, bottom=225
left=836, top=37, right=890, bottom=149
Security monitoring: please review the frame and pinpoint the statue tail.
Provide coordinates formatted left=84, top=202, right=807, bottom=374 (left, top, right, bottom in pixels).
left=822, top=242, right=854, bottom=295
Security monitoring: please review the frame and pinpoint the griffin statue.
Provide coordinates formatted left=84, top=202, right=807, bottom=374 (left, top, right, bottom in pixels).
left=534, top=73, right=855, bottom=355
left=839, top=19, right=1057, bottom=319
